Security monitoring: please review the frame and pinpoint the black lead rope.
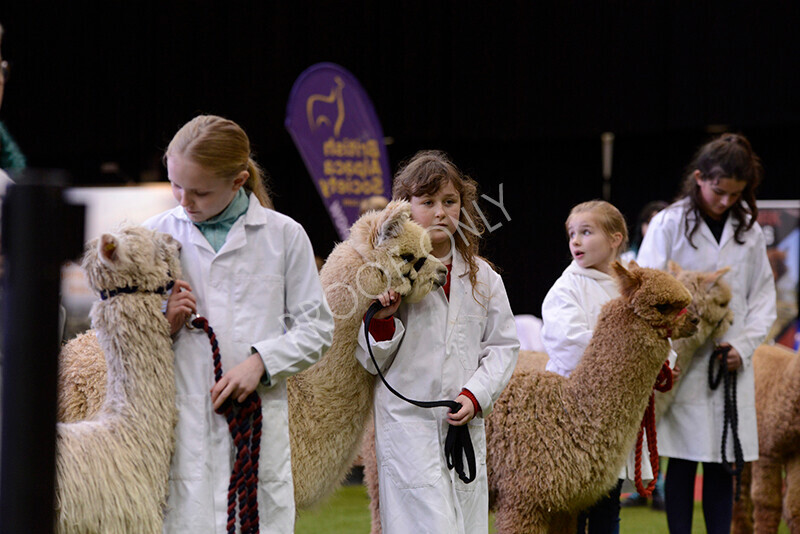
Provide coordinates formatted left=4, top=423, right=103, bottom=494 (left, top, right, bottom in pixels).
left=364, top=301, right=476, bottom=484
left=707, top=344, right=744, bottom=500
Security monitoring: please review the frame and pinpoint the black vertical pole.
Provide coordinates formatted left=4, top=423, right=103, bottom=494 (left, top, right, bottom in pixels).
left=0, top=178, right=84, bottom=533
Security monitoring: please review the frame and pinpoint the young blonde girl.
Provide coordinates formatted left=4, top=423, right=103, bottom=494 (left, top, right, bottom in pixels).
left=355, top=150, right=519, bottom=534
left=144, top=114, right=334, bottom=533
left=637, top=133, right=776, bottom=534
left=542, top=200, right=653, bottom=533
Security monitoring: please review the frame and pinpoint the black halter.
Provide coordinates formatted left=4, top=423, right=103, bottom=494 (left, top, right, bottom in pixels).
left=99, top=273, right=175, bottom=301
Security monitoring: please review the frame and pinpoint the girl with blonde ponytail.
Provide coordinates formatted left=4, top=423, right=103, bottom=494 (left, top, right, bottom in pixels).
left=145, top=114, right=334, bottom=533
left=164, top=114, right=273, bottom=208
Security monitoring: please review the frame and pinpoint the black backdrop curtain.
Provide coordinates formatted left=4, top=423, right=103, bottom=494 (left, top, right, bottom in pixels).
left=1, top=1, right=798, bottom=316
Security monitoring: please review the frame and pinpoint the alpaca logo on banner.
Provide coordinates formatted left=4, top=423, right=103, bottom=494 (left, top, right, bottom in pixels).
left=286, top=63, right=391, bottom=240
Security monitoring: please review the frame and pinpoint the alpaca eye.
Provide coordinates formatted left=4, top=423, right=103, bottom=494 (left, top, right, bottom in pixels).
left=655, top=304, right=669, bottom=313
left=400, top=253, right=415, bottom=263
left=719, top=300, right=730, bottom=307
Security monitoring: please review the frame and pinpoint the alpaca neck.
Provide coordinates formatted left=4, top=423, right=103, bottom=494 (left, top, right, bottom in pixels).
left=91, top=294, right=175, bottom=421
left=566, top=302, right=669, bottom=441
left=673, top=321, right=716, bottom=363
left=302, top=294, right=375, bottom=398
left=288, top=290, right=376, bottom=507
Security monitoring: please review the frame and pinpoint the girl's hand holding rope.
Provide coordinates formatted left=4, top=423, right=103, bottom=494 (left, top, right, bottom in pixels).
left=373, top=290, right=401, bottom=319
left=166, top=280, right=196, bottom=335
left=210, top=353, right=265, bottom=411
left=447, top=394, right=475, bottom=426
left=716, top=342, right=742, bottom=371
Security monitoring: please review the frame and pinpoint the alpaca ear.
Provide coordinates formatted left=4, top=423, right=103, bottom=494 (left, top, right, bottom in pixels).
left=100, top=234, right=118, bottom=262
left=627, top=259, right=640, bottom=270
left=704, top=266, right=731, bottom=288
left=374, top=201, right=410, bottom=247
left=161, top=233, right=181, bottom=254
left=612, top=260, right=642, bottom=300
left=667, top=260, right=682, bottom=276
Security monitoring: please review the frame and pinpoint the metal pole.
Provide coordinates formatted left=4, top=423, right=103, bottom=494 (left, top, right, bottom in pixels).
left=601, top=131, right=615, bottom=201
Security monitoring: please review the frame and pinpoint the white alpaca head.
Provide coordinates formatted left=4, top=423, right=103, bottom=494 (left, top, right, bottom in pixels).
left=343, top=200, right=448, bottom=304
left=81, top=225, right=181, bottom=297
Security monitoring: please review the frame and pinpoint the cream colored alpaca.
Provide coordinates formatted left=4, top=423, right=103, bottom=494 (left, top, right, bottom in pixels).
left=654, top=261, right=733, bottom=421
left=55, top=226, right=179, bottom=534
left=56, top=201, right=447, bottom=511
left=57, top=331, right=106, bottom=423
left=485, top=261, right=694, bottom=533
left=288, top=200, right=446, bottom=508
left=731, top=344, right=800, bottom=534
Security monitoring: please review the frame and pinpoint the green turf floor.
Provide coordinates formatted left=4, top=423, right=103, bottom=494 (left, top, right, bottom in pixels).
left=295, top=483, right=790, bottom=533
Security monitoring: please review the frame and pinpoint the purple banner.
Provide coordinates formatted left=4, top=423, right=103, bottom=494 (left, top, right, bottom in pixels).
left=286, top=62, right=391, bottom=240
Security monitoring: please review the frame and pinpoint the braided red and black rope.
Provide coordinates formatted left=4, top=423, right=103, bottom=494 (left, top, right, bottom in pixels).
left=192, top=316, right=262, bottom=534
left=634, top=361, right=673, bottom=497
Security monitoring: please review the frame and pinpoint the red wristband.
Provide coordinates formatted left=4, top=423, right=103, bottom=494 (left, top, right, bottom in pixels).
left=460, top=388, right=481, bottom=413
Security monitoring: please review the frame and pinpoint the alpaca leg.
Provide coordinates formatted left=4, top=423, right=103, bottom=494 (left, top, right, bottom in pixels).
left=731, top=462, right=754, bottom=534
left=493, top=501, right=550, bottom=534
left=361, top=417, right=382, bottom=534
left=782, top=455, right=800, bottom=533
left=751, top=457, right=784, bottom=534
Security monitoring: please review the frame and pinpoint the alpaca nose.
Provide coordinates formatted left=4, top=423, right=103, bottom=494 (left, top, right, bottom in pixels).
left=435, top=265, right=448, bottom=287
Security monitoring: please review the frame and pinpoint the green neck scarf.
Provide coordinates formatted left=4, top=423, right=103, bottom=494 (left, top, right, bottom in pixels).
left=193, top=188, right=250, bottom=252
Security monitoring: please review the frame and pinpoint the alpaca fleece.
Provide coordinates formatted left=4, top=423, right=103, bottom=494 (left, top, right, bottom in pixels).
left=654, top=261, right=733, bottom=421
left=363, top=261, right=697, bottom=533
left=288, top=200, right=446, bottom=508
left=54, top=226, right=179, bottom=534
left=55, top=202, right=447, bottom=513
left=732, top=344, right=800, bottom=534
left=484, top=261, right=694, bottom=534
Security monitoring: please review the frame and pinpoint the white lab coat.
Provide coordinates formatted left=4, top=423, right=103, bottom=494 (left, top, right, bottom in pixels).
left=541, top=261, right=619, bottom=378
left=637, top=198, right=776, bottom=462
left=356, top=251, right=519, bottom=534
left=541, top=261, right=657, bottom=481
left=145, top=194, right=334, bottom=533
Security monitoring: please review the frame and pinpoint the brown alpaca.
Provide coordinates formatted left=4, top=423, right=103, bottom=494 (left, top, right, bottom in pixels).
left=731, top=343, right=800, bottom=534
left=56, top=201, right=447, bottom=511
left=362, top=261, right=695, bottom=533
left=654, top=261, right=733, bottom=421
